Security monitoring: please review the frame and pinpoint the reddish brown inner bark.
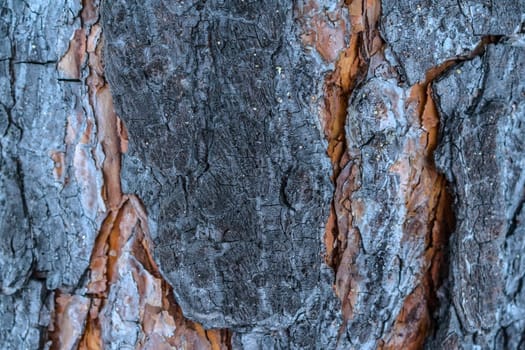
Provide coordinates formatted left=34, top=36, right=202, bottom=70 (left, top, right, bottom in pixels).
left=49, top=1, right=231, bottom=349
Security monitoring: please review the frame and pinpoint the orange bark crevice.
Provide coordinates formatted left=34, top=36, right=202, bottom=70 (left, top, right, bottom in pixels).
left=75, top=196, right=231, bottom=350
left=315, top=0, right=455, bottom=347
left=316, top=0, right=386, bottom=325
left=319, top=0, right=380, bottom=273
left=384, top=34, right=503, bottom=350
left=49, top=0, right=232, bottom=348
left=382, top=82, right=454, bottom=350
left=382, top=38, right=498, bottom=346
left=381, top=35, right=504, bottom=344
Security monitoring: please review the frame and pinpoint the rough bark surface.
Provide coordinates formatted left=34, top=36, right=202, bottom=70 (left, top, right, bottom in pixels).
left=102, top=2, right=346, bottom=347
left=431, top=45, right=525, bottom=349
left=0, top=0, right=524, bottom=349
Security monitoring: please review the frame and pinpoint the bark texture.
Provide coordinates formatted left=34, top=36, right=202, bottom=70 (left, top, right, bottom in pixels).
left=0, top=0, right=524, bottom=349
left=101, top=1, right=346, bottom=347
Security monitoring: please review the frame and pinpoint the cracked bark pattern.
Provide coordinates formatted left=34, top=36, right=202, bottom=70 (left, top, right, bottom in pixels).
left=102, top=0, right=348, bottom=347
left=430, top=45, right=525, bottom=349
left=381, top=0, right=524, bottom=85
left=1, top=1, right=99, bottom=347
left=1, top=0, right=525, bottom=349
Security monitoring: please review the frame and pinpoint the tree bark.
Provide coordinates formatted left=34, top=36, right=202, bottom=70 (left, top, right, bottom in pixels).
left=1, top=0, right=524, bottom=349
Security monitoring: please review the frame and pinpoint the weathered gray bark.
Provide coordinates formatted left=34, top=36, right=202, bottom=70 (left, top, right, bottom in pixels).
left=101, top=1, right=346, bottom=348
left=1, top=0, right=525, bottom=349
left=431, top=44, right=525, bottom=349
left=0, top=1, right=100, bottom=348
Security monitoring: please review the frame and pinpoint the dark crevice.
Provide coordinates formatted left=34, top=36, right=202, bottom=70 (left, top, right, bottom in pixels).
left=13, top=60, right=58, bottom=65
left=506, top=188, right=525, bottom=238
left=14, top=158, right=30, bottom=235
left=57, top=78, right=82, bottom=82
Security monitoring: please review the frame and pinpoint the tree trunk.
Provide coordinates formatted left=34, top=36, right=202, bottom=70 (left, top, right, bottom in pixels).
left=1, top=0, right=524, bottom=349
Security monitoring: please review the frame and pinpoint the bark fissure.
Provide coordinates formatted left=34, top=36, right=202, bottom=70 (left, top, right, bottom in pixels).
left=320, top=1, right=511, bottom=348
left=48, top=0, right=232, bottom=348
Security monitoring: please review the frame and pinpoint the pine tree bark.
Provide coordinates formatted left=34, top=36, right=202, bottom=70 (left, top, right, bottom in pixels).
left=1, top=1, right=524, bottom=349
